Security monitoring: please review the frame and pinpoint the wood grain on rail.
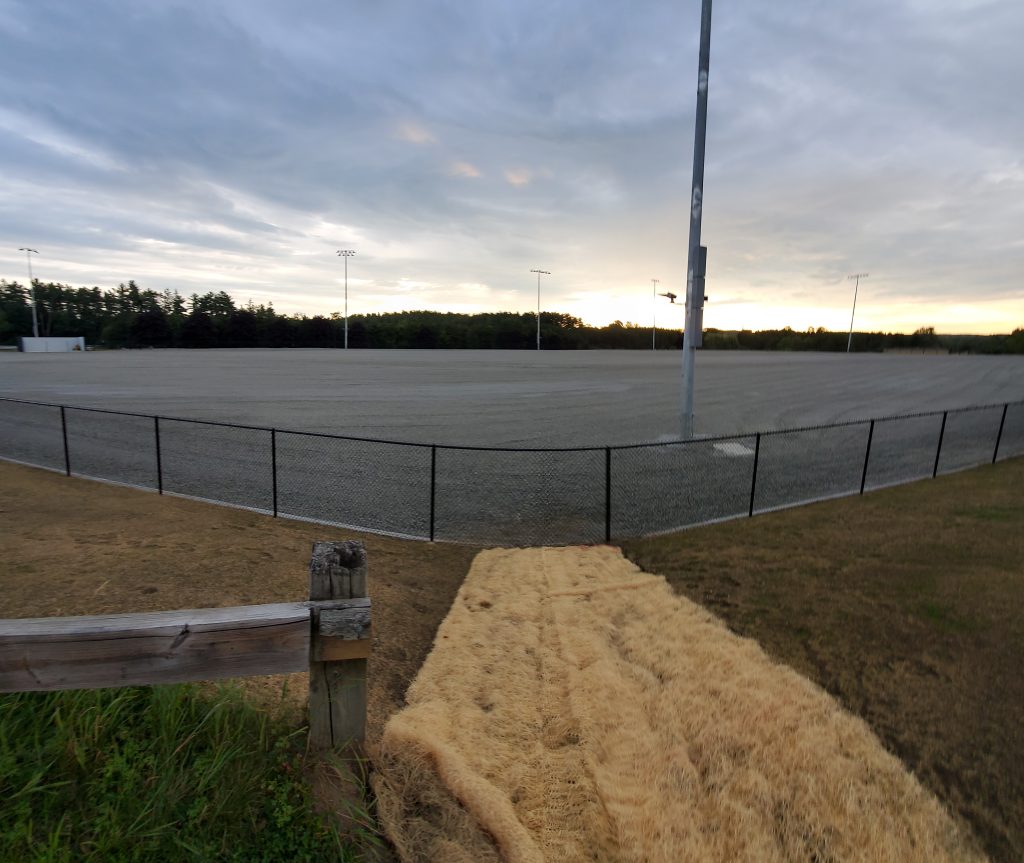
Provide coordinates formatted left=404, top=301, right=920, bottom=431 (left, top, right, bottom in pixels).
left=0, top=602, right=312, bottom=691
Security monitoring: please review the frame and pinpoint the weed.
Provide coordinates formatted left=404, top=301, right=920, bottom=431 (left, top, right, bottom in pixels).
left=0, top=684, right=364, bottom=862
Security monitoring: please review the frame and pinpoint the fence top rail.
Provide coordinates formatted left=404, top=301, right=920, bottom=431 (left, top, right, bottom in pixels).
left=0, top=601, right=311, bottom=640
left=1, top=394, right=1021, bottom=454
left=0, top=597, right=370, bottom=640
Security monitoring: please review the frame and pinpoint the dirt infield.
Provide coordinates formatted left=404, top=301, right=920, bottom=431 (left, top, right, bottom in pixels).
left=2, top=349, right=1021, bottom=445
left=373, top=546, right=983, bottom=862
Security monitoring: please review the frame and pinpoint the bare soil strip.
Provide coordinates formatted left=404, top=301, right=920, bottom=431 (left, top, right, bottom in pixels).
left=374, top=546, right=983, bottom=862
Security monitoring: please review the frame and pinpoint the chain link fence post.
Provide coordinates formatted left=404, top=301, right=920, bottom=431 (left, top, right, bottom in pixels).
left=429, top=445, right=437, bottom=542
left=271, top=428, right=278, bottom=517
left=748, top=432, right=761, bottom=517
left=993, top=404, right=1008, bottom=463
left=154, top=416, right=163, bottom=494
left=932, top=411, right=948, bottom=478
left=860, top=420, right=875, bottom=494
left=604, top=447, right=612, bottom=542
left=60, top=406, right=71, bottom=476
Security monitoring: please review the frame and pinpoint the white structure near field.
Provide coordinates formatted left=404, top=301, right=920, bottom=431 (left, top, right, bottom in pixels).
left=18, top=337, right=85, bottom=353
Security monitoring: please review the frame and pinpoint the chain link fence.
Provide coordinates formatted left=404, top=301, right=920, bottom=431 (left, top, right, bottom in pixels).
left=434, top=446, right=606, bottom=545
left=1, top=396, right=1021, bottom=545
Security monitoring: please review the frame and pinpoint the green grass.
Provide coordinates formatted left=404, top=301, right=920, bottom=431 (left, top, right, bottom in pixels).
left=0, top=684, right=372, bottom=862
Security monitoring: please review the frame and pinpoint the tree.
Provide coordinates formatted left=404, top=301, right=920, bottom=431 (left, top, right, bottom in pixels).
left=225, top=309, right=258, bottom=347
left=347, top=320, right=369, bottom=348
left=100, top=316, right=133, bottom=348
left=131, top=308, right=172, bottom=347
left=180, top=311, right=216, bottom=348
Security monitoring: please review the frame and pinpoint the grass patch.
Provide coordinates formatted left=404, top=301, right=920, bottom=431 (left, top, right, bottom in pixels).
left=622, top=457, right=1024, bottom=863
left=0, top=683, right=373, bottom=862
left=954, top=504, right=1020, bottom=522
left=919, top=600, right=978, bottom=634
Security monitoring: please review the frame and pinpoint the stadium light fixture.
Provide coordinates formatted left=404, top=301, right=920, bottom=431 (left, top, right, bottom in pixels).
left=18, top=247, right=39, bottom=338
left=651, top=279, right=660, bottom=350
left=681, top=0, right=713, bottom=439
left=847, top=273, right=868, bottom=353
left=337, top=249, right=356, bottom=349
left=530, top=269, right=550, bottom=351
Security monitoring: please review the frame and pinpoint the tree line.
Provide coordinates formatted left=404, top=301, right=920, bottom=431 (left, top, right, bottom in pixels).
left=1, top=279, right=1021, bottom=354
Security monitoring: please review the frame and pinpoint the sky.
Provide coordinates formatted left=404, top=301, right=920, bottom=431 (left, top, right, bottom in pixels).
left=1, top=0, right=1022, bottom=334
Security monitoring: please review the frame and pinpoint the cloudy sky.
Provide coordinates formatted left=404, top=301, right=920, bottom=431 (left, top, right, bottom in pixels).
left=1, top=0, right=1022, bottom=333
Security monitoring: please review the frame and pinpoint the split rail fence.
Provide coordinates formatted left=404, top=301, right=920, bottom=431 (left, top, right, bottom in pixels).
left=1, top=396, right=1022, bottom=545
left=0, top=541, right=371, bottom=750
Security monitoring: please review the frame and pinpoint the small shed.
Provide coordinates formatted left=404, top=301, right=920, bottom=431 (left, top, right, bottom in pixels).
left=18, top=337, right=86, bottom=353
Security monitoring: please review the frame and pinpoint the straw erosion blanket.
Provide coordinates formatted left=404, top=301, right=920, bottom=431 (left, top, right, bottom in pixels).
left=374, top=545, right=984, bottom=863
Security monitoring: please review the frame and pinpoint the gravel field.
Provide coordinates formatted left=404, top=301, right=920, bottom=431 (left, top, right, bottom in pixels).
left=1, top=349, right=1022, bottom=544
left=1, top=349, right=1021, bottom=445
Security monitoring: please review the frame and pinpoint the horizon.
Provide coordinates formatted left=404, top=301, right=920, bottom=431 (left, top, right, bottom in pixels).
left=5, top=275, right=1021, bottom=339
left=2, top=2, right=1023, bottom=336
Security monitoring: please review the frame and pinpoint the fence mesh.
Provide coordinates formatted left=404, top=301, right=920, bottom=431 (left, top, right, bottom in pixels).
left=65, top=408, right=157, bottom=489
left=754, top=424, right=868, bottom=513
left=159, top=420, right=273, bottom=512
left=0, top=397, right=1021, bottom=545
left=863, top=412, right=945, bottom=491
left=0, top=400, right=63, bottom=471
left=611, top=436, right=755, bottom=534
left=434, top=447, right=605, bottom=545
left=996, top=402, right=1024, bottom=462
left=276, top=432, right=432, bottom=538
left=936, top=406, right=1004, bottom=475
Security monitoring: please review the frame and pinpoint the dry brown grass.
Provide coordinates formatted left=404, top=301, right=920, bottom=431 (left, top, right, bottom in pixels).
left=375, top=546, right=984, bottom=862
left=0, top=460, right=477, bottom=747
left=622, top=457, right=1024, bottom=862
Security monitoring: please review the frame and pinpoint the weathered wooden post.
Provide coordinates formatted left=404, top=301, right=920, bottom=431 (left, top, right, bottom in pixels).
left=308, top=540, right=371, bottom=751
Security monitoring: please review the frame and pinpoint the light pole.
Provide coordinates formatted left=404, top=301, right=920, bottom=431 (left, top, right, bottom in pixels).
left=681, top=0, right=714, bottom=439
left=651, top=279, right=660, bottom=350
left=18, top=247, right=39, bottom=338
left=847, top=273, right=868, bottom=353
left=337, top=249, right=355, bottom=349
left=530, top=269, right=549, bottom=351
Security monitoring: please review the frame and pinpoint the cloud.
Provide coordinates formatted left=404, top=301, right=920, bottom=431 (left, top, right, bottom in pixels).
left=504, top=168, right=532, bottom=187
left=449, top=160, right=481, bottom=178
left=396, top=121, right=436, bottom=145
left=0, top=0, right=1021, bottom=332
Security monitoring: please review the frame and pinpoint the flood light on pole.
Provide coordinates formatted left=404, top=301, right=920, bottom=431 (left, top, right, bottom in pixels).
left=530, top=269, right=550, bottom=351
left=847, top=273, right=868, bottom=353
left=651, top=279, right=660, bottom=350
left=337, top=249, right=355, bottom=349
left=18, top=247, right=39, bottom=338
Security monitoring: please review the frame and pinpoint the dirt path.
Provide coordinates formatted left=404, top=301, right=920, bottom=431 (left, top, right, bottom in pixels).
left=375, top=545, right=984, bottom=863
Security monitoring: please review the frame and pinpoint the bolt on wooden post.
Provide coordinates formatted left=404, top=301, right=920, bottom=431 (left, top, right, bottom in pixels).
left=308, top=540, right=371, bottom=751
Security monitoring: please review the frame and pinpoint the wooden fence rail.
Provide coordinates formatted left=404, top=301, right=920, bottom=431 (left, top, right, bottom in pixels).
left=0, top=540, right=371, bottom=749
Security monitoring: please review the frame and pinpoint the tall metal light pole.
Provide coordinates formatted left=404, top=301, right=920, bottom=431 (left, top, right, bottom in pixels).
left=846, top=273, right=868, bottom=353
left=681, top=0, right=713, bottom=439
left=530, top=269, right=549, bottom=351
left=651, top=279, right=660, bottom=350
left=337, top=249, right=355, bottom=349
left=18, top=247, right=40, bottom=338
